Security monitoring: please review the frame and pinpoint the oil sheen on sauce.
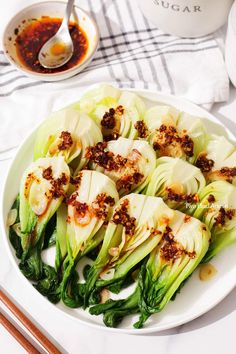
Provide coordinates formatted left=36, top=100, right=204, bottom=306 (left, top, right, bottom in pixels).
left=15, top=17, right=88, bottom=73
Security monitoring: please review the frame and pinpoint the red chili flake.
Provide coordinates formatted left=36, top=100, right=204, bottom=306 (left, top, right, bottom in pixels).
left=116, top=172, right=144, bottom=192
left=160, top=124, right=168, bottom=132
left=58, top=172, right=68, bottom=185
left=150, top=228, right=162, bottom=237
left=103, top=132, right=120, bottom=142
left=152, top=124, right=194, bottom=158
left=184, top=215, right=192, bottom=223
left=50, top=173, right=68, bottom=198
left=101, top=106, right=124, bottom=141
left=187, top=251, right=196, bottom=258
left=134, top=120, right=149, bottom=138
left=196, top=153, right=214, bottom=173
left=42, top=166, right=53, bottom=180
left=67, top=192, right=115, bottom=221
left=92, top=193, right=115, bottom=220
left=112, top=199, right=136, bottom=236
left=220, top=167, right=236, bottom=177
left=101, top=108, right=116, bottom=129
left=153, top=142, right=161, bottom=151
left=67, top=193, right=77, bottom=205
left=116, top=105, right=124, bottom=115
left=217, top=167, right=236, bottom=183
left=181, top=135, right=194, bottom=157
left=160, top=226, right=196, bottom=261
left=166, top=188, right=199, bottom=204
left=85, top=142, right=127, bottom=171
left=68, top=199, right=88, bottom=217
left=58, top=131, right=73, bottom=151
left=161, top=227, right=183, bottom=261
left=207, top=194, right=215, bottom=203
left=214, top=207, right=235, bottom=227
left=70, top=174, right=82, bottom=187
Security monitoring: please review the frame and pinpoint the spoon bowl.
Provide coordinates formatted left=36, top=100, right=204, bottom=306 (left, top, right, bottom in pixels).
left=38, top=0, right=75, bottom=69
left=38, top=27, right=74, bottom=69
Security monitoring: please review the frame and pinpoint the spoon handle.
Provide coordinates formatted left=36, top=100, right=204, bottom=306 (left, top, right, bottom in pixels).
left=62, top=0, right=75, bottom=26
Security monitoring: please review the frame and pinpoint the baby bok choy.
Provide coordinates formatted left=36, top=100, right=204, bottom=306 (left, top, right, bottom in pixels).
left=194, top=180, right=236, bottom=262
left=90, top=210, right=210, bottom=328
left=18, top=156, right=70, bottom=280
left=112, top=90, right=146, bottom=140
left=196, top=135, right=236, bottom=185
left=84, top=137, right=156, bottom=195
left=134, top=211, right=210, bottom=328
left=84, top=194, right=174, bottom=307
left=73, top=84, right=121, bottom=121
left=34, top=108, right=102, bottom=170
left=146, top=157, right=206, bottom=211
left=61, top=170, right=119, bottom=307
left=76, top=85, right=146, bottom=141
left=144, top=106, right=208, bottom=163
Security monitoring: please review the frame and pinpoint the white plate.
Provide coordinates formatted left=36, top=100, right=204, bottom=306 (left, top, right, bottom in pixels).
left=1, top=88, right=236, bottom=334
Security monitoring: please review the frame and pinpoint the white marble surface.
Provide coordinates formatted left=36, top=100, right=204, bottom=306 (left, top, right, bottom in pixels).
left=0, top=89, right=236, bottom=354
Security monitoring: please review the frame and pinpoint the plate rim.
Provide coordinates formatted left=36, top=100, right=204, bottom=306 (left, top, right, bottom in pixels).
left=1, top=86, right=236, bottom=334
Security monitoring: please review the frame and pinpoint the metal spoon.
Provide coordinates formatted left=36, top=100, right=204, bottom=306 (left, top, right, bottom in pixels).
left=38, top=0, right=75, bottom=69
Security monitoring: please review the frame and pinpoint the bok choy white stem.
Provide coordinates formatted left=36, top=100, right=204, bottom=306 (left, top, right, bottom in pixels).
left=19, top=156, right=70, bottom=280
left=61, top=170, right=119, bottom=307
left=84, top=137, right=156, bottom=195
left=144, top=106, right=208, bottom=163
left=196, top=135, right=236, bottom=185
left=194, top=180, right=236, bottom=262
left=34, top=108, right=102, bottom=170
left=146, top=157, right=206, bottom=211
left=74, top=85, right=146, bottom=141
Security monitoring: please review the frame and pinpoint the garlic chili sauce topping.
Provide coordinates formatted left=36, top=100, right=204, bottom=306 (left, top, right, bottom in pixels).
left=15, top=17, right=88, bottom=73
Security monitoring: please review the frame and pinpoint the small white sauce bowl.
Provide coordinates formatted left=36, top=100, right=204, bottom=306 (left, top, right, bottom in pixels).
left=2, top=1, right=99, bottom=81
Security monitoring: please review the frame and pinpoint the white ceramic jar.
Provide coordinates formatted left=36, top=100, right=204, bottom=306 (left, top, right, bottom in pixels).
left=136, top=0, right=234, bottom=38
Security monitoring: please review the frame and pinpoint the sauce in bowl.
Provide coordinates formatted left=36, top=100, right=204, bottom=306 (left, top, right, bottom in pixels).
left=15, top=17, right=88, bottom=73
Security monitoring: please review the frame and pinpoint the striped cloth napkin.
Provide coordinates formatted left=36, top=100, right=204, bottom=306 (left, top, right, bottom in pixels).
left=0, top=0, right=229, bottom=153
